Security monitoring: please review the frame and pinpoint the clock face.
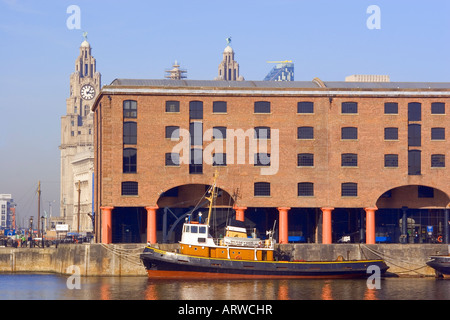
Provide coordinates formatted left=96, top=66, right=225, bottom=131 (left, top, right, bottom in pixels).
left=80, top=84, right=95, bottom=100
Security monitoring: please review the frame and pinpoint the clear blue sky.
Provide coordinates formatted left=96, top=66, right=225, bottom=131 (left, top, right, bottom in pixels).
left=1, top=0, right=450, bottom=225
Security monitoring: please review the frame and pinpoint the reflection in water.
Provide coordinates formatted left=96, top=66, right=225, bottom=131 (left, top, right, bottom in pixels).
left=0, top=274, right=449, bottom=300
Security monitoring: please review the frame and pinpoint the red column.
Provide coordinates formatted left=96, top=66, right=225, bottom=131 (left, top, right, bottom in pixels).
left=365, top=207, right=377, bottom=244
left=278, top=207, right=291, bottom=244
left=100, top=206, right=114, bottom=244
left=146, top=206, right=159, bottom=244
left=233, top=206, right=247, bottom=222
left=321, top=207, right=334, bottom=244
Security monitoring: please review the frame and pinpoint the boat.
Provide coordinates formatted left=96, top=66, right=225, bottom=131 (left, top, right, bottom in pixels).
left=140, top=172, right=389, bottom=279
left=426, top=255, right=450, bottom=277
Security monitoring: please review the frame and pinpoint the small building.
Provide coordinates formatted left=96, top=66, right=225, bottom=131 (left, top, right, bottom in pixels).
left=0, top=194, right=16, bottom=230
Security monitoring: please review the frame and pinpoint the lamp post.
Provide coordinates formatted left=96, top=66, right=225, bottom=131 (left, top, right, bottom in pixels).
left=29, top=216, right=34, bottom=248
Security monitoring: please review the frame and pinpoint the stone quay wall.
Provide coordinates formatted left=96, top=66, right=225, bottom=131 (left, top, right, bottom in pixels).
left=0, top=243, right=448, bottom=277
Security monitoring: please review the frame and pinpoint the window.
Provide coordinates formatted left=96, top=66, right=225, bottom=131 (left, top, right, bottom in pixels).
left=408, top=124, right=421, bottom=146
left=384, top=154, right=399, bottom=168
left=341, top=153, right=358, bottom=167
left=341, top=127, right=358, bottom=140
left=418, top=186, right=434, bottom=198
left=384, top=102, right=398, bottom=114
left=297, top=127, right=314, bottom=139
left=165, top=126, right=180, bottom=140
left=213, top=101, right=227, bottom=113
left=431, top=102, right=445, bottom=114
left=254, top=153, right=270, bottom=166
left=212, top=127, right=227, bottom=140
left=190, top=122, right=203, bottom=146
left=431, top=127, right=445, bottom=140
left=298, top=153, right=314, bottom=167
left=298, top=182, right=314, bottom=197
left=166, top=101, right=180, bottom=113
left=254, top=101, right=270, bottom=113
left=431, top=154, right=445, bottom=168
left=384, top=127, right=398, bottom=140
left=165, top=153, right=180, bottom=166
left=121, top=182, right=138, bottom=196
left=297, top=102, right=314, bottom=114
left=123, top=148, right=137, bottom=173
left=254, top=182, right=270, bottom=196
left=189, top=148, right=203, bottom=174
left=408, top=102, right=421, bottom=121
left=255, top=127, right=271, bottom=139
left=408, top=150, right=421, bottom=175
left=341, top=183, right=357, bottom=197
left=189, top=101, right=203, bottom=119
left=342, top=102, right=357, bottom=114
left=212, top=153, right=227, bottom=166
left=123, top=122, right=137, bottom=144
left=123, top=100, right=137, bottom=118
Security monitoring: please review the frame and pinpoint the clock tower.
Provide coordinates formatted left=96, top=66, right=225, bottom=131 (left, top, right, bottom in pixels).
left=59, top=35, right=101, bottom=233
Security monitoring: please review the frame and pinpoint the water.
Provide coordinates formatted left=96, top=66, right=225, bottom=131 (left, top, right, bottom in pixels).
left=0, top=273, right=449, bottom=300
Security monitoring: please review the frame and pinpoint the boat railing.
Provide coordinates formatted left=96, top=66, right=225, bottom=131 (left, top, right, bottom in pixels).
left=213, top=237, right=274, bottom=249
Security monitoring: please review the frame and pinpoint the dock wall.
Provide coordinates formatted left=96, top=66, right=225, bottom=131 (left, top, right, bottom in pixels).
left=0, top=243, right=448, bottom=277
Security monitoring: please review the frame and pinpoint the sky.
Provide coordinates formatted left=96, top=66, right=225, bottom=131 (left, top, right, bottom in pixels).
left=1, top=0, right=450, bottom=226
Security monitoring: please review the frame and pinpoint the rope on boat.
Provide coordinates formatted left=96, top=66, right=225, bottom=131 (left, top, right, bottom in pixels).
left=360, top=244, right=430, bottom=276
left=100, top=244, right=146, bottom=267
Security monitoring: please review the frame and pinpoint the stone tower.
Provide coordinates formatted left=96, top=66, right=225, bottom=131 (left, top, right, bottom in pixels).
left=59, top=35, right=101, bottom=233
left=215, top=38, right=244, bottom=81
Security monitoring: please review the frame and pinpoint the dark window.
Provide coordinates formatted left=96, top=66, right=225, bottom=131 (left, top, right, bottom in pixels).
left=431, top=102, right=445, bottom=114
left=189, top=148, right=203, bottom=174
left=431, top=127, right=445, bottom=140
left=165, top=126, right=180, bottom=139
left=190, top=122, right=203, bottom=146
left=165, top=153, right=180, bottom=166
left=342, top=102, right=358, bottom=114
left=341, top=183, right=357, bottom=197
left=341, top=127, right=358, bottom=140
left=384, top=127, right=398, bottom=140
left=384, top=102, right=398, bottom=114
left=297, top=101, right=314, bottom=113
left=213, top=126, right=227, bottom=139
left=255, top=127, right=271, bottom=139
left=212, top=153, right=227, bottom=166
left=297, top=153, right=314, bottom=167
left=341, top=153, right=358, bottom=167
left=254, top=153, right=271, bottom=166
left=418, top=186, right=434, bottom=198
left=298, top=182, right=314, bottom=196
left=123, top=122, right=137, bottom=144
left=123, top=148, right=137, bottom=173
left=166, top=101, right=180, bottom=113
left=121, top=182, right=138, bottom=196
left=254, top=182, right=270, bottom=196
left=408, top=124, right=421, bottom=146
left=384, top=154, right=398, bottom=167
left=213, top=101, right=227, bottom=113
left=254, top=101, right=271, bottom=113
left=408, top=102, right=421, bottom=121
left=123, top=100, right=137, bottom=118
left=161, top=187, right=179, bottom=197
left=297, top=126, right=314, bottom=139
left=189, top=101, right=203, bottom=119
left=431, top=154, right=445, bottom=168
left=408, top=150, right=421, bottom=175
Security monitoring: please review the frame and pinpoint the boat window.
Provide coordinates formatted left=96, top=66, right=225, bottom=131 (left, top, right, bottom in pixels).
left=199, top=226, right=206, bottom=234
left=184, top=225, right=190, bottom=233
left=191, top=226, right=198, bottom=233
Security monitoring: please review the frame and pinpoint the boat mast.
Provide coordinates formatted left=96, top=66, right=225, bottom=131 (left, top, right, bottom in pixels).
left=205, top=171, right=218, bottom=227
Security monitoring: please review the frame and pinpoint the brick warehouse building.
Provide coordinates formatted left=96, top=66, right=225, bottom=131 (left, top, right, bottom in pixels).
left=92, top=79, right=450, bottom=245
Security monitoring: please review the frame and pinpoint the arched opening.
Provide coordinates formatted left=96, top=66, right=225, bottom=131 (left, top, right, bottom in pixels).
left=156, top=184, right=235, bottom=243
left=375, top=185, right=449, bottom=244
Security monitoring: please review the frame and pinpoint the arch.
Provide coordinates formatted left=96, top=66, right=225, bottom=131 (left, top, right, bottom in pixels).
left=376, top=184, right=450, bottom=209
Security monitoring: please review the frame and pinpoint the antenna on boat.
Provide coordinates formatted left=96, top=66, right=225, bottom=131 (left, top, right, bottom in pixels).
left=205, top=170, right=219, bottom=227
